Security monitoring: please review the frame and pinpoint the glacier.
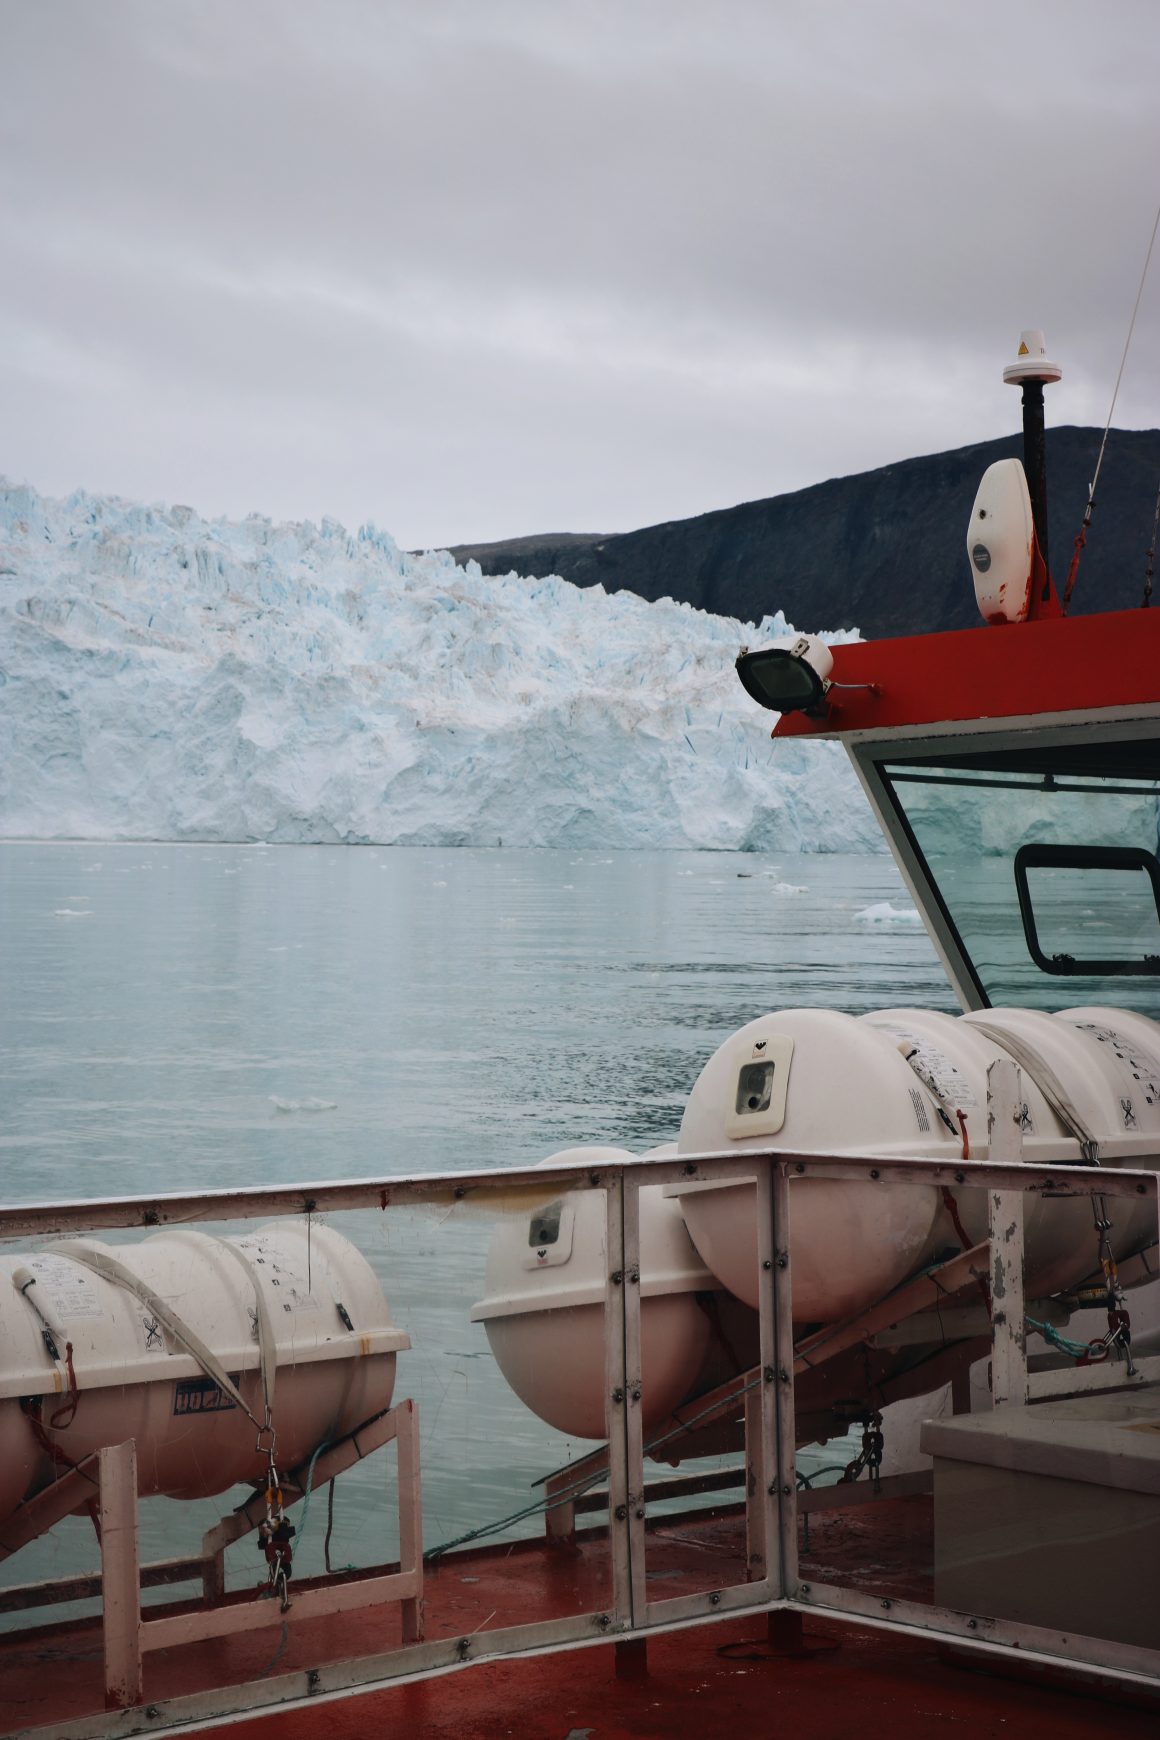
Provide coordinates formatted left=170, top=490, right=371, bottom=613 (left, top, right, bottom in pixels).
left=0, top=479, right=880, bottom=851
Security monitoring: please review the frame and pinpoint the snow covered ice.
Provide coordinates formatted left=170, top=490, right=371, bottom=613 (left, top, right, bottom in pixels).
left=0, top=480, right=879, bottom=851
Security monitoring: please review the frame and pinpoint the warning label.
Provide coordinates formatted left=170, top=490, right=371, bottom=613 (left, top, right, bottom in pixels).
left=173, top=1375, right=240, bottom=1417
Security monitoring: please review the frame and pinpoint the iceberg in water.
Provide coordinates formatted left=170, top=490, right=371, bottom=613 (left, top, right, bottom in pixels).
left=0, top=479, right=880, bottom=851
left=855, top=901, right=923, bottom=924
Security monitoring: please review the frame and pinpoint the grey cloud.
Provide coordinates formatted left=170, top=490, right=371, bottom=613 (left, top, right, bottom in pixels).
left=1, top=0, right=1158, bottom=547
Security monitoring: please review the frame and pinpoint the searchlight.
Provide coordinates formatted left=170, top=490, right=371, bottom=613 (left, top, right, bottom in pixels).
left=735, top=633, right=834, bottom=716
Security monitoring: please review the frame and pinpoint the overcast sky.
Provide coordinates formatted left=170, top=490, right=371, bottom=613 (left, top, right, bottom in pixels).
left=2, top=1, right=1159, bottom=549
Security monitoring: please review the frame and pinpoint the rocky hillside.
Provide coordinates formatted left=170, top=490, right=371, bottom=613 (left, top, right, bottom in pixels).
left=447, top=427, right=1160, bottom=639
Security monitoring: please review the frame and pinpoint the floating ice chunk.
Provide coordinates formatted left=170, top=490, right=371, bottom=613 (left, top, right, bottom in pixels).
left=855, top=900, right=923, bottom=924
left=771, top=881, right=808, bottom=895
left=269, top=1096, right=338, bottom=1114
left=53, top=908, right=91, bottom=917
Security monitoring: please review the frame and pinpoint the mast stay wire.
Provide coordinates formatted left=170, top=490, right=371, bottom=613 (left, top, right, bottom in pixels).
left=1063, top=199, right=1160, bottom=611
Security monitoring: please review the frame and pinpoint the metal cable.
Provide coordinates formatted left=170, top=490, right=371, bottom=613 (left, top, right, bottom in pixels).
left=1064, top=199, right=1160, bottom=609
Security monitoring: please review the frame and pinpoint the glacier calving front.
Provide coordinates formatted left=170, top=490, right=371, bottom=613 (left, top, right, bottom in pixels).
left=0, top=481, right=874, bottom=849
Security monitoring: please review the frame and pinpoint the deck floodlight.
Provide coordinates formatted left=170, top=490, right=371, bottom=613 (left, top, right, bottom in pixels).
left=735, top=634, right=834, bottom=715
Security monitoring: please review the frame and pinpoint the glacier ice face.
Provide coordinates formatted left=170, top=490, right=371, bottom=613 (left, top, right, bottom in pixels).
left=0, top=479, right=881, bottom=850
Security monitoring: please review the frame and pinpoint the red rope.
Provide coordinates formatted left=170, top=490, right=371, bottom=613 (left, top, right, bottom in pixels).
left=23, top=1401, right=84, bottom=1476
left=48, top=1343, right=80, bottom=1431
left=1062, top=508, right=1092, bottom=612
left=940, top=1185, right=992, bottom=1318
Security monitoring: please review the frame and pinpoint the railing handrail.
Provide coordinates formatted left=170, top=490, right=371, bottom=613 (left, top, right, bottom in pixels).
left=1, top=1144, right=1155, bottom=1239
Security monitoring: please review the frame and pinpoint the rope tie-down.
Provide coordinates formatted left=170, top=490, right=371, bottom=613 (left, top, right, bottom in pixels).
left=49, top=1239, right=297, bottom=1608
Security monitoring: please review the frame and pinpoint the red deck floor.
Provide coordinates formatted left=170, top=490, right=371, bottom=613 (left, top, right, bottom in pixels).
left=234, top=1617, right=1160, bottom=1740
left=0, top=1498, right=1154, bottom=1737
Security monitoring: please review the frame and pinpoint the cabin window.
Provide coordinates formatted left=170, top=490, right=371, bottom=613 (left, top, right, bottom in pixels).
left=874, top=733, right=1160, bottom=1013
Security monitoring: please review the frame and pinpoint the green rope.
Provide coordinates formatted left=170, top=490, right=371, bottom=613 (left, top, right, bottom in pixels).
left=796, top=1463, right=851, bottom=1489
left=1025, top=1314, right=1093, bottom=1361
left=295, top=1438, right=331, bottom=1544
left=424, top=1375, right=767, bottom=1563
left=423, top=1460, right=608, bottom=1562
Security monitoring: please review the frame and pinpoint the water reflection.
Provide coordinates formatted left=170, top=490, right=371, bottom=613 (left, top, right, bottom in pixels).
left=0, top=843, right=949, bottom=1198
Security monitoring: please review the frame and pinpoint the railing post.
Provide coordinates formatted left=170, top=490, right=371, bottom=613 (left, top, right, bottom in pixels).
left=744, top=1383, right=765, bottom=1581
left=397, top=1398, right=424, bottom=1645
left=621, top=1171, right=647, bottom=1625
left=987, top=1058, right=1028, bottom=1408
left=605, top=1173, right=633, bottom=1631
left=99, top=1441, right=143, bottom=1710
left=201, top=1544, right=226, bottom=1605
left=772, top=1161, right=798, bottom=1598
left=754, top=1159, right=796, bottom=1600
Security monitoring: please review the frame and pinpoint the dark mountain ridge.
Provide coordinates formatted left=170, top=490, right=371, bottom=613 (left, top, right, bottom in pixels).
left=445, top=427, right=1160, bottom=640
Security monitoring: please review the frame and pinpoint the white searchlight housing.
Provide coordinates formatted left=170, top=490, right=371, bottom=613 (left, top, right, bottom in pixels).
left=968, top=458, right=1037, bottom=624
left=735, top=634, right=834, bottom=715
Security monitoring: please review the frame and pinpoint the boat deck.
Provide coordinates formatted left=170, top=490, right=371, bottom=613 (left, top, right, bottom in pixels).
left=1, top=1495, right=1154, bottom=1737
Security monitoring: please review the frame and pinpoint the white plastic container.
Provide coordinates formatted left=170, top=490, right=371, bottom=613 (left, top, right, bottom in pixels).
left=883, top=1005, right=1160, bottom=1291
left=671, top=1005, right=1160, bottom=1323
left=671, top=1010, right=952, bottom=1319
left=0, top=1221, right=409, bottom=1525
left=471, top=1147, right=717, bottom=1439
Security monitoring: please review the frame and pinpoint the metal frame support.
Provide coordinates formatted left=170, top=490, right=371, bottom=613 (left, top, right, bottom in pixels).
left=604, top=1175, right=637, bottom=1631
left=4, top=1148, right=1160, bottom=1739
left=98, top=1442, right=142, bottom=1712
left=93, top=1403, right=424, bottom=1709
left=772, top=1164, right=798, bottom=1597
left=987, top=1058, right=1028, bottom=1407
left=751, top=1165, right=779, bottom=1588
left=621, top=1175, right=648, bottom=1623
left=396, top=1399, right=424, bottom=1646
left=198, top=1407, right=416, bottom=1607
left=753, top=1162, right=796, bottom=1600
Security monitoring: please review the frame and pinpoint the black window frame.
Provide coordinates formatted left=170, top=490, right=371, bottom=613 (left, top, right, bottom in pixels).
left=1013, top=844, right=1160, bottom=977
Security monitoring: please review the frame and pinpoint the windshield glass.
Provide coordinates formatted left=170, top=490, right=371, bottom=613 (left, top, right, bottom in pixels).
left=877, top=735, right=1160, bottom=1013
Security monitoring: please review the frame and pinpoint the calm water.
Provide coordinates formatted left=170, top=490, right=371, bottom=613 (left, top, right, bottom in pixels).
left=0, top=843, right=952, bottom=1614
left=1, top=843, right=951, bottom=1201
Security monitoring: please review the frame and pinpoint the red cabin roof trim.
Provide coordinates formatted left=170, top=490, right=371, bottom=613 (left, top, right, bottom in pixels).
left=771, top=608, right=1160, bottom=741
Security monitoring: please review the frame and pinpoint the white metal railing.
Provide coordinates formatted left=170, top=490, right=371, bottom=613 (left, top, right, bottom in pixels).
left=1, top=1060, right=1159, bottom=1736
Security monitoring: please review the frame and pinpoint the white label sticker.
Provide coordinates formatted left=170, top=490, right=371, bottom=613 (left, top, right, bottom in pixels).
left=875, top=1024, right=980, bottom=1112
left=233, top=1235, right=321, bottom=1313
left=1071, top=1023, right=1160, bottom=1124
left=26, top=1254, right=104, bottom=1319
